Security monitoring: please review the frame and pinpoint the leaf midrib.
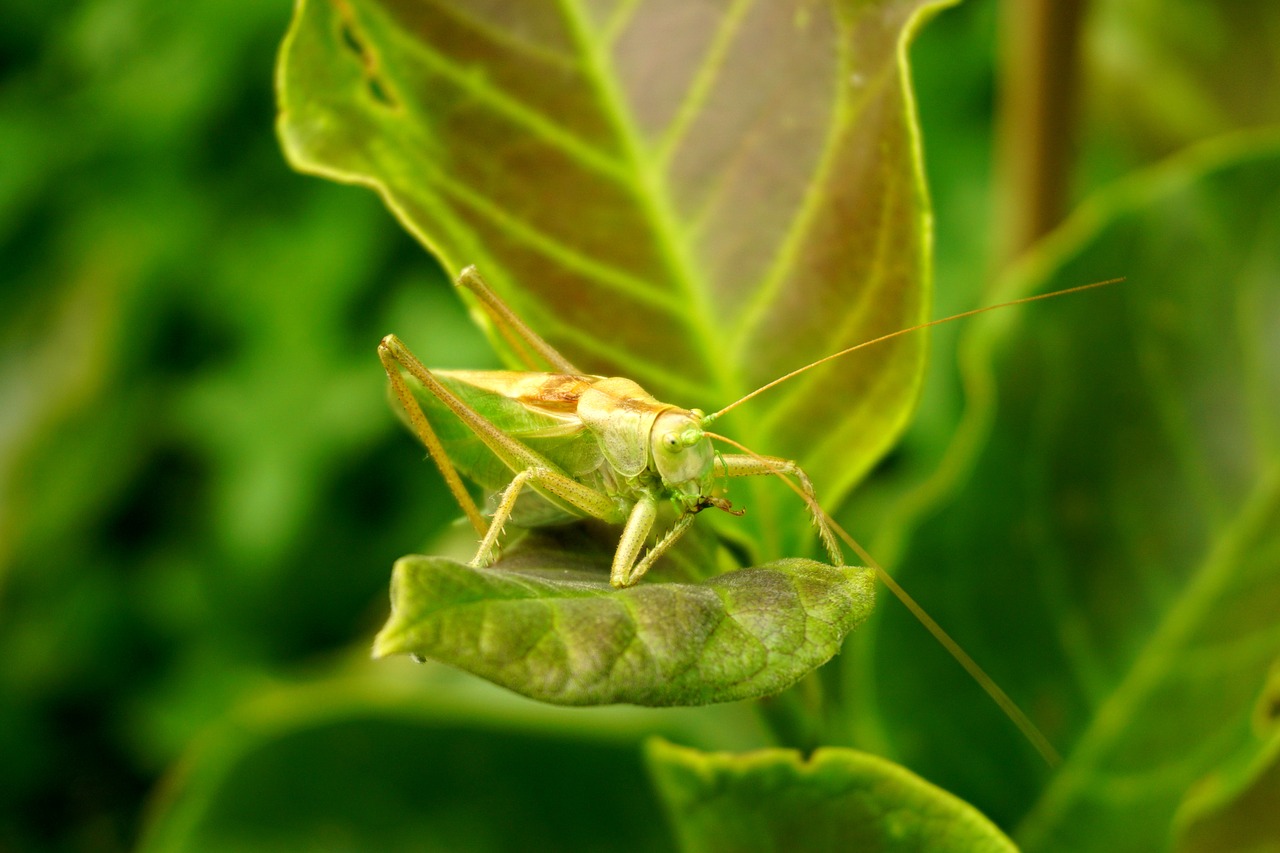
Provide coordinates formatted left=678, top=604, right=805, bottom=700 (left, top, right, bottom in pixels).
left=557, top=0, right=736, bottom=400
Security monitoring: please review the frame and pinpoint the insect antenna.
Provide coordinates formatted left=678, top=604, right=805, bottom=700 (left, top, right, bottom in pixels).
left=704, top=429, right=1062, bottom=767
left=703, top=277, right=1123, bottom=424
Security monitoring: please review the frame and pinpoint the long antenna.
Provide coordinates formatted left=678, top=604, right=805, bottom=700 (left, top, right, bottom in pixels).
left=706, top=278, right=1123, bottom=423
left=705, top=430, right=1062, bottom=767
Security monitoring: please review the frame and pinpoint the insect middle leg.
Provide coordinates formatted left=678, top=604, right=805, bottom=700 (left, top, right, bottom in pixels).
left=716, top=454, right=844, bottom=566
left=482, top=476, right=694, bottom=588
left=612, top=503, right=696, bottom=588
left=474, top=464, right=630, bottom=568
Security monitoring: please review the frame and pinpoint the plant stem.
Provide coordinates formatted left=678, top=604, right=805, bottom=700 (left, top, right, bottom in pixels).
left=755, top=672, right=826, bottom=753
left=994, top=0, right=1089, bottom=268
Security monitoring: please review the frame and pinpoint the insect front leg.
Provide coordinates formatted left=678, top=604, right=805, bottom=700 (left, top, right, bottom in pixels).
left=716, top=454, right=844, bottom=566
left=472, top=465, right=623, bottom=567
left=612, top=500, right=697, bottom=588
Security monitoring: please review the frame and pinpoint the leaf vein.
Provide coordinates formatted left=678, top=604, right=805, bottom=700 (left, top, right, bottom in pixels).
left=654, top=0, right=755, bottom=170
left=1016, top=467, right=1280, bottom=846
left=390, top=25, right=631, bottom=182
left=418, top=0, right=581, bottom=69
left=558, top=0, right=736, bottom=398
left=428, top=169, right=692, bottom=315
left=727, top=57, right=898, bottom=357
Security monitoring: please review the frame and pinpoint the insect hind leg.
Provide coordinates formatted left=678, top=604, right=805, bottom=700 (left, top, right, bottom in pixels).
left=379, top=337, right=488, bottom=537
left=475, top=465, right=624, bottom=567
left=716, top=453, right=844, bottom=566
left=381, top=333, right=622, bottom=554
left=456, top=267, right=582, bottom=374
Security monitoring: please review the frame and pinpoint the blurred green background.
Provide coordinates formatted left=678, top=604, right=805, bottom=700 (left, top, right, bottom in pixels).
left=2, top=1, right=1278, bottom=851
left=2, top=2, right=493, bottom=848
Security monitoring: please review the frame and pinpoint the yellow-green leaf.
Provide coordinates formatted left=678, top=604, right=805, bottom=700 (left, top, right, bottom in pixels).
left=646, top=739, right=1017, bottom=852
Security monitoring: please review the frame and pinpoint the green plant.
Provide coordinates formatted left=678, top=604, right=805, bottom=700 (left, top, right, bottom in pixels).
left=251, top=1, right=1280, bottom=849
left=5, top=1, right=1275, bottom=851
left=269, top=0, right=1033, bottom=844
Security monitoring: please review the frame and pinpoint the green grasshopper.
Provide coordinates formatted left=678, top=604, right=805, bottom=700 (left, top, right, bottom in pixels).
left=380, top=266, right=1115, bottom=764
left=379, top=267, right=1115, bottom=587
left=379, top=266, right=843, bottom=589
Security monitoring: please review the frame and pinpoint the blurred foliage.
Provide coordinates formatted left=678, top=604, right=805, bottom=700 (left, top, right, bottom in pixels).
left=1081, top=1, right=1280, bottom=186
left=870, top=137, right=1280, bottom=850
left=133, top=665, right=770, bottom=853
left=2, top=0, right=1278, bottom=852
left=0, top=0, right=487, bottom=848
left=1175, top=728, right=1280, bottom=853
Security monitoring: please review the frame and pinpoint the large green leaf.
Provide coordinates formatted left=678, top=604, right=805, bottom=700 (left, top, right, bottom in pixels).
left=868, top=136, right=1280, bottom=848
left=374, top=541, right=875, bottom=706
left=277, top=0, right=949, bottom=551
left=646, top=738, right=1016, bottom=852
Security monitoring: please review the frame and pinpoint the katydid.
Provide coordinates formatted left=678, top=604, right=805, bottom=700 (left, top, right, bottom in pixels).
left=379, top=266, right=847, bottom=589
left=380, top=266, right=1118, bottom=764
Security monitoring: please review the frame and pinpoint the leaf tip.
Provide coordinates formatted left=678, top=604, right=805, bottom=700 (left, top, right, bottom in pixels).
left=370, top=629, right=397, bottom=660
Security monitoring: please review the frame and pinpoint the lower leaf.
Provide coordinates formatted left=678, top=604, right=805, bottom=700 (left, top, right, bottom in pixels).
left=374, top=552, right=874, bottom=707
left=646, top=738, right=1018, bottom=852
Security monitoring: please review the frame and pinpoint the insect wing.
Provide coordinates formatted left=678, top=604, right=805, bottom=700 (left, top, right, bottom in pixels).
left=403, top=370, right=603, bottom=492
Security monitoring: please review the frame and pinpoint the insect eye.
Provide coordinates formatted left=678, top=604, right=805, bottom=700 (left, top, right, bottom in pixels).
left=663, top=433, right=680, bottom=450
